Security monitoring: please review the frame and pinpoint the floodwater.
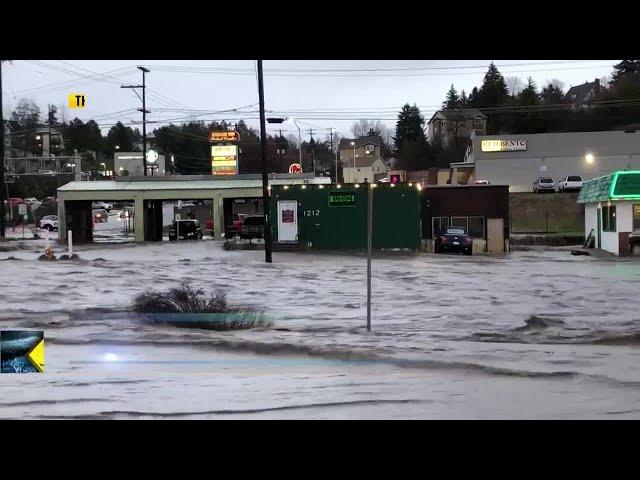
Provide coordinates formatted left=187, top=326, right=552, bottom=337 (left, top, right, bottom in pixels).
left=1, top=239, right=639, bottom=419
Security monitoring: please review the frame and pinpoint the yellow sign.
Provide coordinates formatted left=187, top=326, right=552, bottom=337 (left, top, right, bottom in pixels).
left=68, top=93, right=86, bottom=108
left=27, top=338, right=45, bottom=373
left=212, top=159, right=237, bottom=167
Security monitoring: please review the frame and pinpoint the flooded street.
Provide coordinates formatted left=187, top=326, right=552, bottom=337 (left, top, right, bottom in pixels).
left=1, top=240, right=640, bottom=419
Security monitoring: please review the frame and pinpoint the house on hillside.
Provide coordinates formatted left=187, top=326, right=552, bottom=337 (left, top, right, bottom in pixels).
left=339, top=135, right=388, bottom=183
left=565, top=79, right=602, bottom=109
left=427, top=109, right=487, bottom=148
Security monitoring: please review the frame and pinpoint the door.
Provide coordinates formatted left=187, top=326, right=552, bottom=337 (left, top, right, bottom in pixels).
left=597, top=208, right=601, bottom=248
left=487, top=218, right=504, bottom=253
left=277, top=200, right=298, bottom=242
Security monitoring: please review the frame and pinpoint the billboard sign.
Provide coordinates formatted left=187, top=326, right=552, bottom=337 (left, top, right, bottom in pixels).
left=209, top=131, right=240, bottom=142
left=481, top=139, right=527, bottom=152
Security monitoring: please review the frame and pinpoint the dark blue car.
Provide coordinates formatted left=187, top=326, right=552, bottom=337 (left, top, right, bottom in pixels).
left=435, top=226, right=473, bottom=255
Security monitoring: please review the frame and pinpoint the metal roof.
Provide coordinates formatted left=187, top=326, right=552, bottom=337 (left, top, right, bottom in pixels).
left=577, top=170, right=640, bottom=203
left=58, top=176, right=330, bottom=192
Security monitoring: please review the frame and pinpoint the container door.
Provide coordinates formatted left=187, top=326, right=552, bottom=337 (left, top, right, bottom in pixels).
left=277, top=200, right=298, bottom=242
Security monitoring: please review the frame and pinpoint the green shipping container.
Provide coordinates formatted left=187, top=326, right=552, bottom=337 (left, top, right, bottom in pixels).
left=270, top=183, right=421, bottom=249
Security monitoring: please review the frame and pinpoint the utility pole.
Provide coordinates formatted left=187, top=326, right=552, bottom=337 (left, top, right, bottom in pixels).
left=121, top=66, right=150, bottom=175
left=307, top=128, right=315, bottom=175
left=0, top=60, right=5, bottom=238
left=257, top=60, right=272, bottom=263
left=329, top=128, right=336, bottom=182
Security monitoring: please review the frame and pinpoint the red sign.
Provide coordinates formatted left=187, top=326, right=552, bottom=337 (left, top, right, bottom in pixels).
left=282, top=209, right=294, bottom=223
left=288, top=163, right=302, bottom=174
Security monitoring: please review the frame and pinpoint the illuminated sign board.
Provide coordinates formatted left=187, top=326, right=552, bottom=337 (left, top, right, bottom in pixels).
left=209, top=131, right=240, bottom=142
left=481, top=139, right=527, bottom=152
left=211, top=145, right=238, bottom=157
left=288, top=163, right=302, bottom=174
left=329, top=191, right=356, bottom=207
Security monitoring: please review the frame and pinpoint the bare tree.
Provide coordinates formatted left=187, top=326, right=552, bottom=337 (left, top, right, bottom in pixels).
left=505, top=76, right=524, bottom=97
left=351, top=119, right=388, bottom=138
left=546, top=78, right=565, bottom=92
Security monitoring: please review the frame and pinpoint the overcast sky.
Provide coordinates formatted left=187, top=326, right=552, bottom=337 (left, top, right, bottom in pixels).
left=2, top=60, right=617, bottom=141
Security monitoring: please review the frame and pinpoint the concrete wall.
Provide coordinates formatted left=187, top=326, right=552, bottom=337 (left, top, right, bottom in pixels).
left=510, top=193, right=583, bottom=233
left=474, top=131, right=640, bottom=192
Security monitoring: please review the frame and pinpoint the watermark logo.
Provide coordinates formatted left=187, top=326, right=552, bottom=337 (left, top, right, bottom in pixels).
left=68, top=93, right=86, bottom=108
left=1, top=331, right=45, bottom=373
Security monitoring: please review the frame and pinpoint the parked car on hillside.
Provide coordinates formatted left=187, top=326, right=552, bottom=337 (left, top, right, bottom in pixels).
left=168, top=219, right=203, bottom=241
left=474, top=180, right=491, bottom=185
left=557, top=175, right=583, bottom=192
left=40, top=197, right=57, bottom=207
left=7, top=198, right=24, bottom=207
left=533, top=177, right=556, bottom=193
left=435, top=226, right=473, bottom=255
left=93, top=209, right=109, bottom=223
left=23, top=197, right=39, bottom=205
left=39, top=215, right=58, bottom=231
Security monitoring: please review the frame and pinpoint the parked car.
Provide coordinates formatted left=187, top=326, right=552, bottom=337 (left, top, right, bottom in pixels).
left=434, top=226, right=473, bottom=255
left=474, top=179, right=491, bottom=185
left=7, top=197, right=24, bottom=207
left=557, top=175, right=584, bottom=192
left=533, top=177, right=556, bottom=193
left=92, top=201, right=113, bottom=211
left=39, top=215, right=58, bottom=231
left=239, top=215, right=264, bottom=241
left=233, top=214, right=247, bottom=231
left=23, top=197, right=39, bottom=205
left=93, top=209, right=109, bottom=223
left=40, top=197, right=57, bottom=207
left=168, top=219, right=203, bottom=241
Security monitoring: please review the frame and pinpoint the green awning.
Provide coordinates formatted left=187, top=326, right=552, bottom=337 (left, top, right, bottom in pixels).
left=577, top=171, right=640, bottom=203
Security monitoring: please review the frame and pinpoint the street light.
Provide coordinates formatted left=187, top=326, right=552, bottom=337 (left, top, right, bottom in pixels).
left=351, top=141, right=356, bottom=183
left=585, top=153, right=595, bottom=164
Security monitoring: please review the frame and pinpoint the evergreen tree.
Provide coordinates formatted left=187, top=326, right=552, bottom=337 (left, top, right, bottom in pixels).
left=518, top=77, right=539, bottom=106
left=105, top=121, right=137, bottom=155
left=394, top=104, right=430, bottom=171
left=611, top=59, right=640, bottom=83
left=460, top=90, right=468, bottom=107
left=468, top=87, right=480, bottom=107
left=443, top=84, right=460, bottom=110
left=476, top=62, right=509, bottom=108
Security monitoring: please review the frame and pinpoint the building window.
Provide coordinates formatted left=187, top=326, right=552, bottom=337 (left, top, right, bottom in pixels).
left=473, top=117, right=483, bottom=128
left=634, top=205, right=640, bottom=231
left=602, top=205, right=617, bottom=232
left=432, top=217, right=450, bottom=237
left=365, top=144, right=375, bottom=155
left=449, top=216, right=485, bottom=238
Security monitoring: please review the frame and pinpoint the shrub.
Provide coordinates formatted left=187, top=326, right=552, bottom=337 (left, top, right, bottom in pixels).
left=132, top=285, right=271, bottom=330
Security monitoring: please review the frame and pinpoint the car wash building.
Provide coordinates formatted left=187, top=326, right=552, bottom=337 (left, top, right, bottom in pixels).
left=56, top=174, right=330, bottom=244
left=577, top=170, right=640, bottom=256
left=270, top=183, right=421, bottom=249
left=420, top=184, right=510, bottom=253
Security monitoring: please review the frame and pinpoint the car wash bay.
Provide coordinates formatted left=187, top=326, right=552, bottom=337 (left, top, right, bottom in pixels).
left=56, top=175, right=330, bottom=244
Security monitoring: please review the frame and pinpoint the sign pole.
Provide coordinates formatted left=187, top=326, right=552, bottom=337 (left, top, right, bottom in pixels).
left=257, top=59, right=272, bottom=264
left=366, top=181, right=372, bottom=332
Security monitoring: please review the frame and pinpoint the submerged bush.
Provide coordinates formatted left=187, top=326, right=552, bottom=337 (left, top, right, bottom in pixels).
left=132, top=285, right=272, bottom=331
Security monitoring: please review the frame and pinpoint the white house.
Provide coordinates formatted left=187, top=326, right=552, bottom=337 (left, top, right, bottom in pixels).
left=342, top=157, right=388, bottom=184
left=577, top=170, right=640, bottom=256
